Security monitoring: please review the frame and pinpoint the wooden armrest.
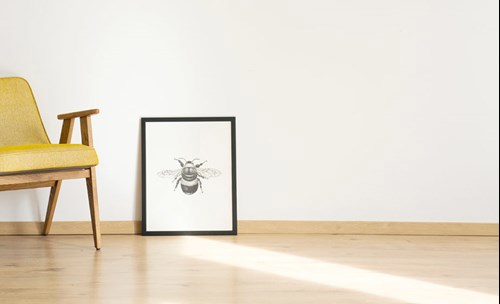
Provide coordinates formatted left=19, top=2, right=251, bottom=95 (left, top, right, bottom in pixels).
left=58, top=109, right=99, bottom=120
left=57, top=108, right=99, bottom=145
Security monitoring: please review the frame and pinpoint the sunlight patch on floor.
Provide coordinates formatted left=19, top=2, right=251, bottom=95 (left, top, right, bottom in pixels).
left=182, top=237, right=498, bottom=304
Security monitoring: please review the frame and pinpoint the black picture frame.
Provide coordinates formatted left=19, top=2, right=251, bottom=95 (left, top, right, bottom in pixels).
left=141, top=117, right=237, bottom=236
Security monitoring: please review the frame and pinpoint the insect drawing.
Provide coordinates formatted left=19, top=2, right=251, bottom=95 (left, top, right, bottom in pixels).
left=158, top=158, right=221, bottom=195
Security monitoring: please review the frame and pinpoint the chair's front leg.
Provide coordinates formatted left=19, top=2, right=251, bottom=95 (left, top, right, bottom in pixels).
left=42, top=180, right=63, bottom=235
left=79, top=114, right=101, bottom=249
left=43, top=117, right=75, bottom=235
left=86, top=167, right=101, bottom=250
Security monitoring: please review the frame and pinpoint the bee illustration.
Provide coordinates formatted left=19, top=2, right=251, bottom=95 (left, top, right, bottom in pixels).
left=158, top=158, right=221, bottom=195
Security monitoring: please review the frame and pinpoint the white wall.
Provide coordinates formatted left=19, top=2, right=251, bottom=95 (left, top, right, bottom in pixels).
left=0, top=0, right=498, bottom=223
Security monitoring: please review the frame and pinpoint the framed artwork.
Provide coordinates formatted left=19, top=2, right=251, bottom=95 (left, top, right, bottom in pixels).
left=141, top=117, right=237, bottom=235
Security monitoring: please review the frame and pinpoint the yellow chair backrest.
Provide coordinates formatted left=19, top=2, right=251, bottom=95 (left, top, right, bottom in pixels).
left=0, top=77, right=51, bottom=147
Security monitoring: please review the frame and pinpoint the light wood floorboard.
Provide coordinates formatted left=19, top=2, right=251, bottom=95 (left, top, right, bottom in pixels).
left=0, top=235, right=498, bottom=304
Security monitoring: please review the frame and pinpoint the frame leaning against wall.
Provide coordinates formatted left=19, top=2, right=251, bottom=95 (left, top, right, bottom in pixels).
left=141, top=117, right=237, bottom=236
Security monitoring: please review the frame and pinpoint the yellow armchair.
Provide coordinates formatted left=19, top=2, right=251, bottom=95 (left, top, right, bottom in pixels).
left=0, top=77, right=101, bottom=249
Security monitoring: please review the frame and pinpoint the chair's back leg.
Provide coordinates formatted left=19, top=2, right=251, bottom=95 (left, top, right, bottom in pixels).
left=43, top=180, right=63, bottom=235
left=86, top=167, right=101, bottom=250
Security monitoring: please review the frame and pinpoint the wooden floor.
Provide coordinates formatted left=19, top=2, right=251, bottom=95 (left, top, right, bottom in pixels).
left=0, top=234, right=498, bottom=304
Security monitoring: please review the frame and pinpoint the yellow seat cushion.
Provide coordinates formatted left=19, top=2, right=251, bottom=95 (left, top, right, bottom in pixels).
left=0, top=144, right=98, bottom=174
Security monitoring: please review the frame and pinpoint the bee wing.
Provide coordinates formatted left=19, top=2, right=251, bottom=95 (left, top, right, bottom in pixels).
left=157, top=168, right=181, bottom=178
left=198, top=168, right=222, bottom=179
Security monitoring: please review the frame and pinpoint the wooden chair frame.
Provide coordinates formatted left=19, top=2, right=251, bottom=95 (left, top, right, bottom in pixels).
left=0, top=109, right=101, bottom=250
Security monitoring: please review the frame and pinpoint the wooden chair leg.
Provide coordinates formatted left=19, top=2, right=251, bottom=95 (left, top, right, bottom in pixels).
left=86, top=167, right=101, bottom=250
left=43, top=180, right=62, bottom=235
